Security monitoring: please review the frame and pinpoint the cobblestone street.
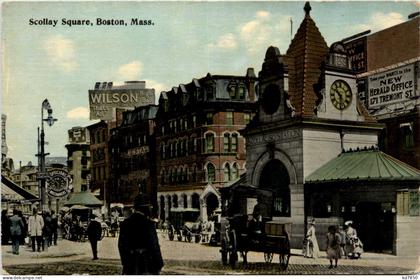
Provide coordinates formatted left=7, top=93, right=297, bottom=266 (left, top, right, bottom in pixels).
left=2, top=231, right=419, bottom=275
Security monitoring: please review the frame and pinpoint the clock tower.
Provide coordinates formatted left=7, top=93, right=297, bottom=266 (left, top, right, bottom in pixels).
left=316, top=42, right=366, bottom=122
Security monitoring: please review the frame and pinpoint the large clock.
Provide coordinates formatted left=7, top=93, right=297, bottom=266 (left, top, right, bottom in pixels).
left=330, top=80, right=352, bottom=110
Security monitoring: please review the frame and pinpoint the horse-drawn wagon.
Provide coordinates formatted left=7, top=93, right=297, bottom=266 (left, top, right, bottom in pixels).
left=219, top=184, right=291, bottom=270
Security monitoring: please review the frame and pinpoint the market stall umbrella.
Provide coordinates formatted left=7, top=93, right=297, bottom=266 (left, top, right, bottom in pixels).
left=64, top=191, right=103, bottom=207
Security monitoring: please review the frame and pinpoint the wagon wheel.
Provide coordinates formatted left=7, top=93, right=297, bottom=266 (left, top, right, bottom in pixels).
left=229, top=230, right=238, bottom=269
left=241, top=251, right=248, bottom=266
left=168, top=227, right=174, bottom=241
left=279, top=253, right=290, bottom=271
left=195, top=234, right=201, bottom=243
left=221, top=239, right=228, bottom=265
left=186, top=232, right=192, bottom=242
left=264, top=252, right=274, bottom=263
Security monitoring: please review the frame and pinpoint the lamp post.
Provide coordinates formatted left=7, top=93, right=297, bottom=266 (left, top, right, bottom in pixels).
left=37, top=99, right=57, bottom=211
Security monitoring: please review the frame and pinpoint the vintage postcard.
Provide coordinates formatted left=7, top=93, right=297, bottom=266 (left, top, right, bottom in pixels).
left=1, top=1, right=419, bottom=278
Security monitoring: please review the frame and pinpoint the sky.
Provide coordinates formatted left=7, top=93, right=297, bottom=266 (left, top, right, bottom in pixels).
left=1, top=1, right=418, bottom=166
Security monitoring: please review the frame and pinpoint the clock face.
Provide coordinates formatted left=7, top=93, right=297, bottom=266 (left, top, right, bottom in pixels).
left=330, top=80, right=352, bottom=110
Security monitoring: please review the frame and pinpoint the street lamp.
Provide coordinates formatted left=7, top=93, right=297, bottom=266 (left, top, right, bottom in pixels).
left=37, top=99, right=57, bottom=211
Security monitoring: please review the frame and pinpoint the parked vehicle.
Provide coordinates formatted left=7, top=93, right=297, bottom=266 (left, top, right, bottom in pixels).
left=167, top=209, right=201, bottom=242
left=219, top=184, right=292, bottom=270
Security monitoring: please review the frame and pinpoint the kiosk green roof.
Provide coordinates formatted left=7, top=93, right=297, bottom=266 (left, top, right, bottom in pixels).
left=306, top=148, right=420, bottom=183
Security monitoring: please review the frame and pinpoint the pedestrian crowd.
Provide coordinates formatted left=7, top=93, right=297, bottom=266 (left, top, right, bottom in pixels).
left=1, top=208, right=59, bottom=254
left=302, top=219, right=364, bottom=268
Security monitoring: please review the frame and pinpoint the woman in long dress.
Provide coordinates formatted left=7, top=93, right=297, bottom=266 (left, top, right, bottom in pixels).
left=326, top=225, right=341, bottom=268
left=304, top=220, right=320, bottom=258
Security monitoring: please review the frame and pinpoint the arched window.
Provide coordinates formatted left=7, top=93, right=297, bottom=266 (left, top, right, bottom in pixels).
left=191, top=193, right=200, bottom=209
left=232, top=163, right=239, bottom=180
left=192, top=165, right=197, bottom=182
left=231, top=133, right=238, bottom=152
left=172, top=195, right=178, bottom=208
left=207, top=163, right=216, bottom=183
left=205, top=133, right=215, bottom=153
left=224, top=133, right=230, bottom=152
left=183, top=194, right=188, bottom=208
left=224, top=163, right=231, bottom=182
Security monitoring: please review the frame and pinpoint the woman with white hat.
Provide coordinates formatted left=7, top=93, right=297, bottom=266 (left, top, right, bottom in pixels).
left=344, top=221, right=357, bottom=258
left=304, top=219, right=320, bottom=258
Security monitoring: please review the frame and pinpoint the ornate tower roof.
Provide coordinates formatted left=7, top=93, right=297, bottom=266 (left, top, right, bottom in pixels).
left=284, top=2, right=329, bottom=118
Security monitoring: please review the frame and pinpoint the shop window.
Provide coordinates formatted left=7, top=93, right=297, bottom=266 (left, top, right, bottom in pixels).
left=207, top=163, right=216, bottom=183
left=224, top=133, right=230, bottom=152
left=226, top=112, right=233, bottom=125
left=205, top=133, right=215, bottom=153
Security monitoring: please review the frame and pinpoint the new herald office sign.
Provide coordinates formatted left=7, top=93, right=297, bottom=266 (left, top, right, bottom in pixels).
left=368, top=64, right=416, bottom=109
left=89, top=89, right=155, bottom=120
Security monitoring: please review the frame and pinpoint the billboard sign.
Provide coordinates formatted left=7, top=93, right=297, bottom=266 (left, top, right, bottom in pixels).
left=367, top=64, right=416, bottom=109
left=89, top=89, right=155, bottom=120
left=344, top=37, right=367, bottom=73
left=68, top=127, right=87, bottom=143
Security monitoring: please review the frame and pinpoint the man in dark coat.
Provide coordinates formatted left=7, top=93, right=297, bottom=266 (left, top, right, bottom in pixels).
left=118, top=193, right=164, bottom=275
left=86, top=214, right=102, bottom=260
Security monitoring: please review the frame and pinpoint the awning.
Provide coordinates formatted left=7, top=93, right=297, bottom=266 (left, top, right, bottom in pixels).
left=1, top=176, right=38, bottom=201
left=306, top=148, right=420, bottom=183
left=64, top=191, right=103, bottom=206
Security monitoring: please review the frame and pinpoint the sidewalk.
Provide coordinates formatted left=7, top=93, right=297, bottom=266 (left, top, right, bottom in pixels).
left=2, top=239, right=91, bottom=267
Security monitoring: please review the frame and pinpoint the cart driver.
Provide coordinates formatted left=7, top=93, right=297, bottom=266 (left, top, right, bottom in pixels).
left=249, top=195, right=270, bottom=236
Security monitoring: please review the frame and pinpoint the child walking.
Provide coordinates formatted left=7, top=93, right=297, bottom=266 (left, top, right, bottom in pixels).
left=326, top=225, right=341, bottom=269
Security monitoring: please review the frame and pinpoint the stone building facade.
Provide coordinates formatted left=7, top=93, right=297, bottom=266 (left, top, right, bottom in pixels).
left=156, top=70, right=257, bottom=222
left=244, top=3, right=383, bottom=249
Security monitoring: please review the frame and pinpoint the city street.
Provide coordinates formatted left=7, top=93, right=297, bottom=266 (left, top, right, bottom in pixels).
left=2, top=230, right=419, bottom=275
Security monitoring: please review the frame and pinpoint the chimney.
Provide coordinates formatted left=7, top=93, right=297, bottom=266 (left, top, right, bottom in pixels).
left=246, top=68, right=256, bottom=102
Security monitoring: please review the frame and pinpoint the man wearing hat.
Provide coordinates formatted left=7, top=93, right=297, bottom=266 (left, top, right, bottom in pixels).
left=86, top=214, right=102, bottom=260
left=118, top=193, right=164, bottom=275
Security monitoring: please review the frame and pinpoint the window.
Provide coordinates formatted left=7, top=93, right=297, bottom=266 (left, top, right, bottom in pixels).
left=207, top=85, right=214, bottom=99
left=192, top=193, right=200, bottom=209
left=397, top=190, right=419, bottom=216
left=224, top=164, right=231, bottom=182
left=192, top=115, right=197, bottom=127
left=192, top=166, right=197, bottom=182
left=205, top=133, right=215, bottom=153
left=238, top=86, right=245, bottom=100
left=172, top=195, right=178, bottom=208
left=183, top=194, right=188, bottom=208
left=231, top=134, right=238, bottom=152
left=184, top=118, right=188, bottom=130
left=206, top=113, right=213, bottom=125
left=232, top=163, right=239, bottom=180
left=161, top=144, right=166, bottom=159
left=226, top=112, right=233, bottom=125
left=224, top=133, right=230, bottom=152
left=244, top=113, right=251, bottom=125
left=401, top=123, right=414, bottom=149
left=207, top=163, right=216, bottom=183
left=193, top=138, right=197, bottom=153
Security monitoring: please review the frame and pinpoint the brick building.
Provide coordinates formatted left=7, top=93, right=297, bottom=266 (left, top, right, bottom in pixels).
left=344, top=13, right=420, bottom=169
left=108, top=105, right=158, bottom=215
left=156, top=70, right=257, bottom=222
